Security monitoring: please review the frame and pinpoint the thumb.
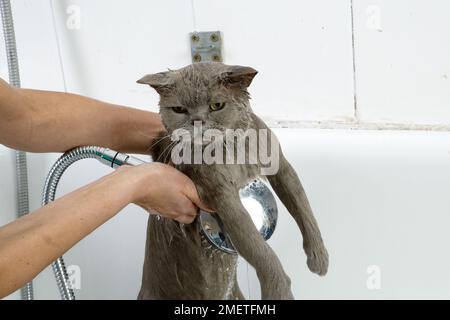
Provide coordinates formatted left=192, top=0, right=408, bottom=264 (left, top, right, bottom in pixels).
left=184, top=185, right=214, bottom=213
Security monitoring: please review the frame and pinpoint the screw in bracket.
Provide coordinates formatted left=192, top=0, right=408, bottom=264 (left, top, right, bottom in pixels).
left=193, top=54, right=202, bottom=62
left=210, top=33, right=219, bottom=42
left=191, top=34, right=200, bottom=42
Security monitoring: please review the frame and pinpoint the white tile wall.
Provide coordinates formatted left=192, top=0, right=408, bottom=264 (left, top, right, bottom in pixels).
left=353, top=0, right=450, bottom=124
left=48, top=0, right=194, bottom=110
left=193, top=0, right=355, bottom=122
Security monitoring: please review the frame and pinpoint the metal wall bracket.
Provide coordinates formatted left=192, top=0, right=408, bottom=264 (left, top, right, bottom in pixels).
left=190, top=31, right=222, bottom=63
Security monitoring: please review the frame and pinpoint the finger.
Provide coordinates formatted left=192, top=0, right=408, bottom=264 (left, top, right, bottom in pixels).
left=184, top=185, right=214, bottom=213
left=147, top=208, right=161, bottom=216
left=178, top=198, right=198, bottom=216
left=176, top=214, right=195, bottom=224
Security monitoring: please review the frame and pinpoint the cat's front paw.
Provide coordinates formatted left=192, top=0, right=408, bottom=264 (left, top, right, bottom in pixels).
left=306, top=245, right=329, bottom=276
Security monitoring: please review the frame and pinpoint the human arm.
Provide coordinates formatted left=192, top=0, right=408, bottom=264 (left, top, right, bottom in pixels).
left=0, top=77, right=162, bottom=154
left=0, top=163, right=210, bottom=298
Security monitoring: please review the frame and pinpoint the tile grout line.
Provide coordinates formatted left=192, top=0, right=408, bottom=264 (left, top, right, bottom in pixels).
left=264, top=119, right=450, bottom=132
left=350, top=0, right=359, bottom=121
left=190, top=0, right=198, bottom=31
left=49, top=0, right=68, bottom=93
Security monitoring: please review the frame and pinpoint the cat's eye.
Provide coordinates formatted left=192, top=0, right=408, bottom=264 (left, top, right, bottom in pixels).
left=172, top=106, right=187, bottom=113
left=209, top=102, right=226, bottom=111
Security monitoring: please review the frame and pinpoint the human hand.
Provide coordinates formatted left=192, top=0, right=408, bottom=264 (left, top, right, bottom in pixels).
left=119, top=163, right=212, bottom=224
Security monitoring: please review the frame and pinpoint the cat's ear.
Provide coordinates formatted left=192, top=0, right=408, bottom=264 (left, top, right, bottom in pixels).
left=137, top=72, right=175, bottom=95
left=220, top=66, right=258, bottom=89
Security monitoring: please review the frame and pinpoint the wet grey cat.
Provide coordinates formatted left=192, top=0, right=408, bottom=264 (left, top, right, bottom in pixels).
left=137, top=62, right=328, bottom=300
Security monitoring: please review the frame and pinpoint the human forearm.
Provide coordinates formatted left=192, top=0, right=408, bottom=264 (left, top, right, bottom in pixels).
left=0, top=167, right=136, bottom=297
left=0, top=162, right=210, bottom=298
left=0, top=78, right=164, bottom=154
left=19, top=88, right=164, bottom=154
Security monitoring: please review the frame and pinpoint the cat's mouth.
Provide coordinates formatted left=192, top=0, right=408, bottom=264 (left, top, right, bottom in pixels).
left=172, top=126, right=226, bottom=147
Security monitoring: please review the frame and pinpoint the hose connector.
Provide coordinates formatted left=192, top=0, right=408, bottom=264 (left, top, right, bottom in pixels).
left=96, top=148, right=146, bottom=168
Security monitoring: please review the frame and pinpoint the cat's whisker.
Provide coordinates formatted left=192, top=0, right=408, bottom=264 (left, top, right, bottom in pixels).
left=157, top=142, right=173, bottom=163
left=138, top=132, right=176, bottom=152
left=146, top=134, right=172, bottom=154
left=136, top=130, right=164, bottom=140
left=149, top=134, right=172, bottom=149
left=223, top=140, right=234, bottom=163
left=163, top=140, right=178, bottom=164
left=158, top=139, right=179, bottom=164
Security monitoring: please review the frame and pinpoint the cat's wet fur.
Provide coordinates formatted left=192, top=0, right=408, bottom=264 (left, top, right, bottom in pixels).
left=137, top=62, right=328, bottom=300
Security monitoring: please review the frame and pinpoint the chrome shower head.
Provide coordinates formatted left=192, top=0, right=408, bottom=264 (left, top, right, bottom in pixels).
left=198, top=178, right=278, bottom=254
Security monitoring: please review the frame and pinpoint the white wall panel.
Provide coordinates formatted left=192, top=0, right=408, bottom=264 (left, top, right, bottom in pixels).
left=270, top=128, right=450, bottom=299
left=194, top=0, right=355, bottom=122
left=353, top=0, right=450, bottom=125
left=50, top=0, right=194, bottom=111
left=4, top=0, right=65, bottom=91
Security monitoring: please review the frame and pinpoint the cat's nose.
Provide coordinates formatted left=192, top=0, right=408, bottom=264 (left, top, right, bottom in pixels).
left=191, top=117, right=205, bottom=125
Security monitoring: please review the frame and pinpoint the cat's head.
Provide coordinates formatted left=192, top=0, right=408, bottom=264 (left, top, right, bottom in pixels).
left=137, top=62, right=257, bottom=135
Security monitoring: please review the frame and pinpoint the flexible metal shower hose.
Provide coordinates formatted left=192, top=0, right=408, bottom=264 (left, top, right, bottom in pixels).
left=0, top=0, right=33, bottom=300
left=43, top=146, right=145, bottom=300
left=42, top=146, right=107, bottom=300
